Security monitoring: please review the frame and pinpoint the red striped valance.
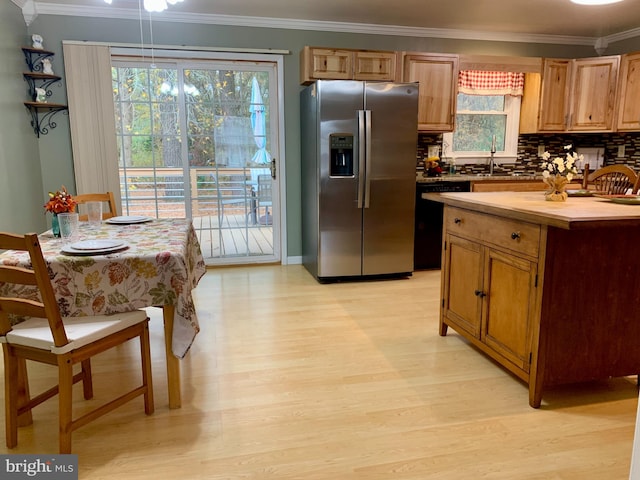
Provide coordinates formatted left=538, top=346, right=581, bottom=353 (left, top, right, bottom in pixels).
left=458, top=70, right=525, bottom=96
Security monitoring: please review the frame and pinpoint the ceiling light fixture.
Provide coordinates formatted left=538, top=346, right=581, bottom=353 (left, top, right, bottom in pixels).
left=570, top=0, right=623, bottom=5
left=104, top=0, right=185, bottom=13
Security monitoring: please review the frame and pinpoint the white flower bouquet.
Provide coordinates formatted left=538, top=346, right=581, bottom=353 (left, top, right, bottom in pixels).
left=539, top=145, right=583, bottom=201
left=540, top=144, right=582, bottom=181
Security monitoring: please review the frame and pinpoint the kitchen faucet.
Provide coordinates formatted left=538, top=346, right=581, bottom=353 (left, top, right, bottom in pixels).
left=489, top=135, right=496, bottom=175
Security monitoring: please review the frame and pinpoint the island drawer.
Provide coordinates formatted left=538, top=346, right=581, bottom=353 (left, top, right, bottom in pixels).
left=444, top=206, right=541, bottom=257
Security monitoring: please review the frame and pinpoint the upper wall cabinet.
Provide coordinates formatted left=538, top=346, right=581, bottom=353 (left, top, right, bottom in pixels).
left=300, top=47, right=397, bottom=85
left=537, top=56, right=620, bottom=132
left=400, top=52, right=459, bottom=132
left=537, top=59, right=571, bottom=131
left=616, top=52, right=640, bottom=132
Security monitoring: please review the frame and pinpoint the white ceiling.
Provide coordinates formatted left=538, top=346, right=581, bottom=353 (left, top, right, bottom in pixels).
left=14, top=0, right=640, bottom=46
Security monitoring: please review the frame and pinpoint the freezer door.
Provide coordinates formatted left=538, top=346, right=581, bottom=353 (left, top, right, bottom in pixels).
left=317, top=81, right=364, bottom=278
left=362, top=82, right=419, bottom=275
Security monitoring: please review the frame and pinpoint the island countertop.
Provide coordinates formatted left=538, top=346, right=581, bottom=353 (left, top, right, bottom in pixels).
left=424, top=191, right=640, bottom=229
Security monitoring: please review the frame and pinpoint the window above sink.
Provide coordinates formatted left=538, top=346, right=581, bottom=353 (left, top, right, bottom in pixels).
left=443, top=92, right=521, bottom=165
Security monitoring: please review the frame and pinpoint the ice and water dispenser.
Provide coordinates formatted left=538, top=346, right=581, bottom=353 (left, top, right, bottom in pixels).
left=329, top=134, right=354, bottom=177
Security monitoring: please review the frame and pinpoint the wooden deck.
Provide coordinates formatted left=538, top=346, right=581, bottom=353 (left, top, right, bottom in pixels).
left=192, top=214, right=273, bottom=260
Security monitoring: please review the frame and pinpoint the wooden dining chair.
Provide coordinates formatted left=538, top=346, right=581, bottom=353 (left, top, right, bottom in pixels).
left=583, top=165, right=638, bottom=194
left=74, top=191, right=118, bottom=220
left=0, top=232, right=153, bottom=453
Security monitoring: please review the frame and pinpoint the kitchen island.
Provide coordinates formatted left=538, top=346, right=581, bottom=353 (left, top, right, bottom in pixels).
left=426, top=191, right=640, bottom=408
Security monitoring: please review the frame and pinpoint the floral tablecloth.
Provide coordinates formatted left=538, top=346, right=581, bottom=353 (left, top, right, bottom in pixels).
left=0, top=218, right=206, bottom=358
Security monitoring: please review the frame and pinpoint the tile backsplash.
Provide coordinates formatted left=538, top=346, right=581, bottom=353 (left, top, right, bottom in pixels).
left=417, top=132, right=640, bottom=175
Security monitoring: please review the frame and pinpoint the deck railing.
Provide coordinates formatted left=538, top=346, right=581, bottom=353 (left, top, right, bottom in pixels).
left=118, top=166, right=274, bottom=260
left=119, top=166, right=262, bottom=219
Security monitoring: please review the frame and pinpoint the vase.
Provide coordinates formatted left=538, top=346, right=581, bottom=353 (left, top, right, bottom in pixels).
left=51, top=213, right=60, bottom=237
left=543, top=175, right=569, bottom=202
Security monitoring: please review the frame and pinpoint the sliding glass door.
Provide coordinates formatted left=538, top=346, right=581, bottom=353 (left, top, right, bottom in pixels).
left=111, top=57, right=279, bottom=265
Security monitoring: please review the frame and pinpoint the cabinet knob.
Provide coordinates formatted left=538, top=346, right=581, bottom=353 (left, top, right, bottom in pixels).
left=511, top=231, right=521, bottom=240
left=454, top=217, right=462, bottom=224
left=474, top=289, right=486, bottom=298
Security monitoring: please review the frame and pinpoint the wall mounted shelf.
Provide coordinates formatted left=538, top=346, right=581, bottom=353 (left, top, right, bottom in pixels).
left=23, top=102, right=68, bottom=137
left=21, top=46, right=68, bottom=137
left=23, top=72, right=62, bottom=101
left=21, top=47, right=54, bottom=72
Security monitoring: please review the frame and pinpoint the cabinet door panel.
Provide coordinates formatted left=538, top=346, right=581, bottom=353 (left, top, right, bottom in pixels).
left=483, top=248, right=536, bottom=371
left=443, top=235, right=483, bottom=338
left=403, top=53, right=458, bottom=132
left=538, top=59, right=571, bottom=131
left=306, top=48, right=352, bottom=81
left=617, top=52, right=640, bottom=131
left=354, top=51, right=397, bottom=81
left=570, top=57, right=619, bottom=131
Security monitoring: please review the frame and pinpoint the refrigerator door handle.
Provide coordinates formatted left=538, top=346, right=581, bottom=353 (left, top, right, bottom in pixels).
left=357, top=110, right=366, bottom=209
left=363, top=110, right=372, bottom=209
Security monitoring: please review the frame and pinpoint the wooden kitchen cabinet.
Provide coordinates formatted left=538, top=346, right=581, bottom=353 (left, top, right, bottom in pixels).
left=441, top=207, right=539, bottom=375
left=616, top=51, right=640, bottom=131
left=352, top=50, right=397, bottom=81
left=434, top=191, right=640, bottom=408
left=300, top=46, right=397, bottom=85
left=400, top=52, right=459, bottom=132
left=538, top=59, right=571, bottom=131
left=537, top=56, right=620, bottom=132
left=570, top=56, right=619, bottom=130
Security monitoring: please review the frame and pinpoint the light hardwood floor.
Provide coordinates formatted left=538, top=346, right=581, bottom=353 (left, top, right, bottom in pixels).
left=1, top=265, right=637, bottom=479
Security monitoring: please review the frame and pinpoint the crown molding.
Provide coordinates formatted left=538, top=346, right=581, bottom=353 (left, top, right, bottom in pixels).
left=13, top=0, right=38, bottom=26
left=603, top=26, right=640, bottom=44
left=23, top=1, right=639, bottom=47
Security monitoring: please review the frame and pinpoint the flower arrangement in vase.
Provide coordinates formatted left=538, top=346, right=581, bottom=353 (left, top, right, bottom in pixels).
left=539, top=145, right=582, bottom=202
left=44, top=186, right=77, bottom=237
left=425, top=156, right=443, bottom=177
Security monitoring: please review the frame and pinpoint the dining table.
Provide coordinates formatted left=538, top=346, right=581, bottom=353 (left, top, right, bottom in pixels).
left=0, top=216, right=207, bottom=410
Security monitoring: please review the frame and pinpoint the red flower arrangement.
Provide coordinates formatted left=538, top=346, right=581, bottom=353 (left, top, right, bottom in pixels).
left=425, top=156, right=443, bottom=177
left=44, top=186, right=77, bottom=214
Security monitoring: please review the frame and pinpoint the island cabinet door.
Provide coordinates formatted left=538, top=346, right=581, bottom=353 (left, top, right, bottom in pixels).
left=481, top=248, right=537, bottom=373
left=442, top=234, right=484, bottom=338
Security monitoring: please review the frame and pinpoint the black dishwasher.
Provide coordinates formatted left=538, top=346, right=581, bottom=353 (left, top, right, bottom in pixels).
left=414, top=180, right=471, bottom=270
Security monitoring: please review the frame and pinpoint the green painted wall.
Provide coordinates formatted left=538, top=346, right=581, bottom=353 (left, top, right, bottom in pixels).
left=1, top=2, right=47, bottom=234
left=4, top=9, right=637, bottom=257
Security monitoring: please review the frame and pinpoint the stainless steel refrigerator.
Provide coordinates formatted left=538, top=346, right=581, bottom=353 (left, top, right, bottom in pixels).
left=301, top=80, right=419, bottom=281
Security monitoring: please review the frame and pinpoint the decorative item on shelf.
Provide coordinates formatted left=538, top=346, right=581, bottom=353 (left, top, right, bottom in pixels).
left=425, top=156, right=443, bottom=177
left=41, top=58, right=54, bottom=75
left=31, top=34, right=44, bottom=50
left=35, top=87, right=47, bottom=103
left=540, top=144, right=582, bottom=202
left=44, top=186, right=77, bottom=237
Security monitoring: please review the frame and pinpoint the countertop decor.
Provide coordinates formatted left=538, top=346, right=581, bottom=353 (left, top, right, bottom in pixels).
left=540, top=145, right=582, bottom=202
